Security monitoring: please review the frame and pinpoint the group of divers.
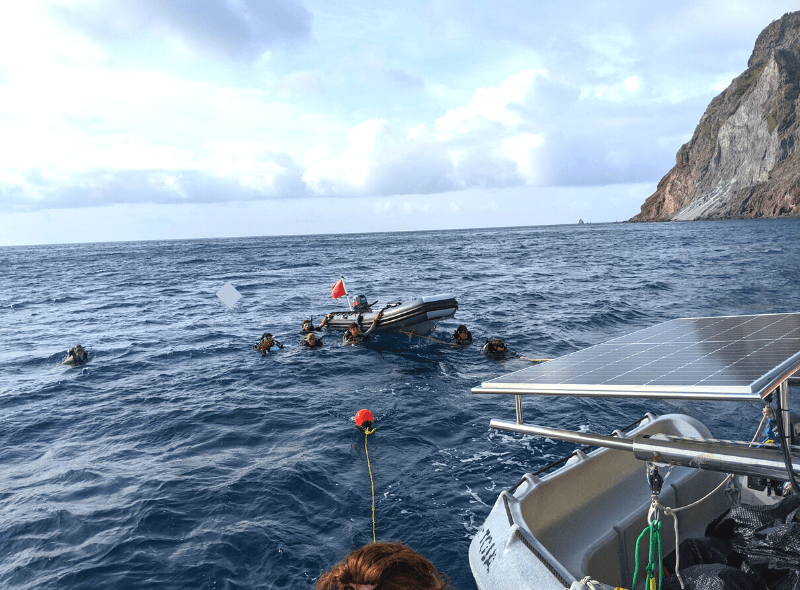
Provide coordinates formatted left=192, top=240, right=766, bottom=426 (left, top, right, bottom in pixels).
left=62, top=303, right=513, bottom=366
left=252, top=312, right=512, bottom=357
left=58, top=299, right=508, bottom=588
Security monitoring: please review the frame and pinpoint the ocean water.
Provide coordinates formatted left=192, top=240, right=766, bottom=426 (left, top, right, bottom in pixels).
left=2, top=219, right=800, bottom=589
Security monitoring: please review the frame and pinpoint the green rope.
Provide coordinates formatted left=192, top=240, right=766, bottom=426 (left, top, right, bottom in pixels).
left=632, top=519, right=663, bottom=590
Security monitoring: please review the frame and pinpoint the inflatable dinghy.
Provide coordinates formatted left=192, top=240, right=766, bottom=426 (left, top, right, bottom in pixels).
left=324, top=294, right=458, bottom=337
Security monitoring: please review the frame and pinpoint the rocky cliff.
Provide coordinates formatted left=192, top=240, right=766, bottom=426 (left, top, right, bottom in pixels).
left=631, top=11, right=800, bottom=222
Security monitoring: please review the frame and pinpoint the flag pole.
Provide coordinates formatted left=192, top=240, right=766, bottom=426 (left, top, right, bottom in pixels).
left=341, top=275, right=352, bottom=310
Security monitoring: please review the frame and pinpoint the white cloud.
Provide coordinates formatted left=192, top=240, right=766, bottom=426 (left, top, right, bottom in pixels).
left=47, top=0, right=314, bottom=61
left=296, top=69, right=557, bottom=197
left=341, top=119, right=388, bottom=185
left=302, top=119, right=392, bottom=193
left=503, top=133, right=544, bottom=184
left=435, top=69, right=545, bottom=140
left=623, top=76, right=640, bottom=92
left=0, top=0, right=795, bottom=241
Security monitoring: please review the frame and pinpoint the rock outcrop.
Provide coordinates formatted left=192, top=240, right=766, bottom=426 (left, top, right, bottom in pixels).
left=631, top=11, right=800, bottom=222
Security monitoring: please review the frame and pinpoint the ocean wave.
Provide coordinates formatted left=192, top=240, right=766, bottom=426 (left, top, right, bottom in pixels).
left=3, top=221, right=800, bottom=590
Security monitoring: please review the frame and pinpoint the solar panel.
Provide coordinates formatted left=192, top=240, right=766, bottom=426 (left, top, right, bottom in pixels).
left=473, top=313, right=800, bottom=401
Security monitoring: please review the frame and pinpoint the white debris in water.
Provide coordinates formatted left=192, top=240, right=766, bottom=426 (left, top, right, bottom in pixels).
left=216, top=282, right=242, bottom=308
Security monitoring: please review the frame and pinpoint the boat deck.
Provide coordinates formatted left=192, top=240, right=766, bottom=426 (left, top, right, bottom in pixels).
left=471, top=312, right=800, bottom=589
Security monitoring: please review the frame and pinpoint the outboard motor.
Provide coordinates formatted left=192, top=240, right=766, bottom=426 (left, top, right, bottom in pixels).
left=352, top=294, right=371, bottom=311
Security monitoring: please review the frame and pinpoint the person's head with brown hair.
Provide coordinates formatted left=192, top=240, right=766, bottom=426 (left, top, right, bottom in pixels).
left=316, top=542, right=448, bottom=590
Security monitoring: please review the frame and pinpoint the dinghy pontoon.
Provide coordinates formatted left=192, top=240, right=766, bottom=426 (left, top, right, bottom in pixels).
left=469, top=312, right=800, bottom=590
left=323, top=293, right=458, bottom=337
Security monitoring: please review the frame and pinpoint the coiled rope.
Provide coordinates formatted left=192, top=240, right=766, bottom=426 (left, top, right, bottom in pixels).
left=364, top=426, right=377, bottom=543
left=632, top=518, right=662, bottom=590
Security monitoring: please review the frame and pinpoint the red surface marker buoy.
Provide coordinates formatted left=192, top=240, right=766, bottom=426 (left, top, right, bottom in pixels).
left=354, top=408, right=378, bottom=542
left=355, top=408, right=374, bottom=431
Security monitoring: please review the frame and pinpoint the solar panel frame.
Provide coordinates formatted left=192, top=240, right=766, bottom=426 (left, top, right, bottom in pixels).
left=473, top=312, right=800, bottom=401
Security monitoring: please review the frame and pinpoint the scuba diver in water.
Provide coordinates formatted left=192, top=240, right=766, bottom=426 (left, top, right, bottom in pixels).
left=300, top=333, right=323, bottom=348
left=254, top=333, right=283, bottom=355
left=452, top=324, right=473, bottom=345
left=482, top=338, right=511, bottom=358
left=343, top=312, right=384, bottom=344
left=302, top=314, right=332, bottom=332
left=343, top=323, right=368, bottom=344
left=64, top=344, right=88, bottom=364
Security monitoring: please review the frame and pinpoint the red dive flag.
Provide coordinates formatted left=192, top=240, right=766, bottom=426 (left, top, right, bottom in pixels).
left=331, top=279, right=346, bottom=299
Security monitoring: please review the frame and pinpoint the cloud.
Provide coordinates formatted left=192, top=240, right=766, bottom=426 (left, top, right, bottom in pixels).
left=297, top=65, right=673, bottom=195
left=277, top=70, right=322, bottom=97
left=3, top=146, right=309, bottom=212
left=49, top=0, right=313, bottom=60
left=299, top=71, right=555, bottom=197
left=383, top=68, right=424, bottom=90
left=302, top=119, right=455, bottom=197
left=424, top=0, right=787, bottom=99
left=435, top=70, right=545, bottom=140
left=0, top=62, right=721, bottom=211
left=0, top=0, right=793, bottom=223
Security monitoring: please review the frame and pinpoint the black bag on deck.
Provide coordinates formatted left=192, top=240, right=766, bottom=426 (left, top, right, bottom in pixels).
left=661, top=495, right=800, bottom=589
left=662, top=563, right=767, bottom=590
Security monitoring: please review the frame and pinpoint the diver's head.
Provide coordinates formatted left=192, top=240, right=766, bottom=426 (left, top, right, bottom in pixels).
left=456, top=324, right=468, bottom=335
left=302, top=320, right=313, bottom=331
left=491, top=339, right=506, bottom=352
left=348, top=322, right=360, bottom=335
left=262, top=332, right=273, bottom=342
left=305, top=333, right=319, bottom=345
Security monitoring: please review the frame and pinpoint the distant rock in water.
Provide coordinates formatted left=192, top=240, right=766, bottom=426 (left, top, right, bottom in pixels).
left=578, top=219, right=585, bottom=224
left=632, top=11, right=800, bottom=222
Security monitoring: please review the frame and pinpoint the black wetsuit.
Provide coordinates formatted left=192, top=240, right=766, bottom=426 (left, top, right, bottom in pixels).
left=66, top=346, right=88, bottom=364
left=343, top=332, right=369, bottom=344
left=255, top=339, right=283, bottom=354
left=453, top=330, right=473, bottom=345
left=343, top=315, right=382, bottom=344
left=482, top=339, right=510, bottom=356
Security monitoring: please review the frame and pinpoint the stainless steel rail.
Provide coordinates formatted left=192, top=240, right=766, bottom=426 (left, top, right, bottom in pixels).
left=490, top=419, right=800, bottom=481
left=490, top=421, right=634, bottom=452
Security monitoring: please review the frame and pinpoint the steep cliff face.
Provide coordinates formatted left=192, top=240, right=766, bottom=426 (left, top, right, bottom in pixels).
left=632, top=11, right=800, bottom=222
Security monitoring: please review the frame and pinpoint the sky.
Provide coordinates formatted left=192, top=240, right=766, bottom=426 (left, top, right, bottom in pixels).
left=1, top=0, right=798, bottom=246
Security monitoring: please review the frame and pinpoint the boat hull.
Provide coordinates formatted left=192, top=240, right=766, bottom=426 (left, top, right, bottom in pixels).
left=324, top=294, right=457, bottom=337
left=469, top=414, right=750, bottom=590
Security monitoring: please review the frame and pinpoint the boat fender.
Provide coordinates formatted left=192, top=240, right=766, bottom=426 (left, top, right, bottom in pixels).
left=355, top=408, right=374, bottom=432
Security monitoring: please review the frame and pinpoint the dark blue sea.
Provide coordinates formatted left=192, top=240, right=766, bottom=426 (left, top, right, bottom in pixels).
left=3, top=219, right=800, bottom=589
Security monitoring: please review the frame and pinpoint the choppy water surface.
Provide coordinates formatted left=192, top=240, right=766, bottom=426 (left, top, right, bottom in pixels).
left=2, top=220, right=800, bottom=589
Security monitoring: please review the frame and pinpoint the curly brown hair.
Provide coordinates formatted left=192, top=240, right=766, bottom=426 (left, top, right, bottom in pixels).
left=316, top=542, right=448, bottom=590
